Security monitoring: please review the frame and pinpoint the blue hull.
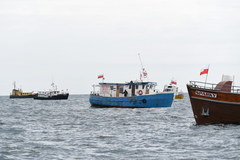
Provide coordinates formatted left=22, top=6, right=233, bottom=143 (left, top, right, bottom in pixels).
left=89, top=93, right=174, bottom=108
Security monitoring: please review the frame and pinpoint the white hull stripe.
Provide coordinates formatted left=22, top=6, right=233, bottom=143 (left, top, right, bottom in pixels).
left=191, top=96, right=240, bottom=105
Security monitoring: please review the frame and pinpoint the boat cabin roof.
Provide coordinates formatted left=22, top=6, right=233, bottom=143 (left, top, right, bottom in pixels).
left=99, top=82, right=157, bottom=86
left=214, top=81, right=232, bottom=92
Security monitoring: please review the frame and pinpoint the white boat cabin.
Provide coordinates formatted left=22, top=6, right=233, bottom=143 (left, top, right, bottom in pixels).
left=37, top=90, right=63, bottom=97
left=37, top=83, right=68, bottom=97
left=92, top=81, right=159, bottom=97
left=163, top=84, right=178, bottom=93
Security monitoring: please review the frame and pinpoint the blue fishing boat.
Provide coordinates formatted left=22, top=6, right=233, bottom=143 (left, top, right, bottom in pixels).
left=90, top=54, right=174, bottom=108
left=90, top=81, right=174, bottom=108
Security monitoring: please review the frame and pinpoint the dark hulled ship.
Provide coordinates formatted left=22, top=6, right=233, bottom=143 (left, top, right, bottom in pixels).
left=34, top=83, right=69, bottom=100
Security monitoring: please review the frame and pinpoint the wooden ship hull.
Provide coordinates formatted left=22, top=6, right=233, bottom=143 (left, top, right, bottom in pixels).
left=187, top=81, right=240, bottom=125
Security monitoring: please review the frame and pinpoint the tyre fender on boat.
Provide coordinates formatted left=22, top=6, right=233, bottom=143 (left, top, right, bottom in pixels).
left=142, top=99, right=147, bottom=104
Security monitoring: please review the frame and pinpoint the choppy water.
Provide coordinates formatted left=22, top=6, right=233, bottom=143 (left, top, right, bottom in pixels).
left=0, top=95, right=240, bottom=160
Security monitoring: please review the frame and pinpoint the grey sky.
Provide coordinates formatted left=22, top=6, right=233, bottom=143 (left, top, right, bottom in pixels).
left=1, top=0, right=240, bottom=95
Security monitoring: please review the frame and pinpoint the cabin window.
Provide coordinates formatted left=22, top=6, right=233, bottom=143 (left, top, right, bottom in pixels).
left=142, top=85, right=145, bottom=89
left=110, top=86, right=114, bottom=90
left=129, top=85, right=131, bottom=89
left=136, top=85, right=139, bottom=89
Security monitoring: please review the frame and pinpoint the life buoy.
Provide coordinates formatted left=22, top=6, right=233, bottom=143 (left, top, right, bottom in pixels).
left=138, top=90, right=143, bottom=95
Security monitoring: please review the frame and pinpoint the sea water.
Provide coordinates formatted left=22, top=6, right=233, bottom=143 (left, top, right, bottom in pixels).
left=0, top=95, right=240, bottom=160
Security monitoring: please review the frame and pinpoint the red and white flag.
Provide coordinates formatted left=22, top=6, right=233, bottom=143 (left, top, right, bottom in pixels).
left=200, top=65, right=209, bottom=75
left=171, top=80, right=177, bottom=85
left=97, top=74, right=104, bottom=79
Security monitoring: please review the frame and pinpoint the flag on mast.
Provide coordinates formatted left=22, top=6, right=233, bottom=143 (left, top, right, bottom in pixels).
left=200, top=64, right=210, bottom=87
left=171, top=80, right=177, bottom=85
left=200, top=65, right=209, bottom=75
left=97, top=74, right=104, bottom=79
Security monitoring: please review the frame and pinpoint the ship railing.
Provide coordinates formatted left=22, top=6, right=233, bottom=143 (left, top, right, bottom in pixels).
left=189, top=81, right=240, bottom=93
left=91, top=91, right=100, bottom=96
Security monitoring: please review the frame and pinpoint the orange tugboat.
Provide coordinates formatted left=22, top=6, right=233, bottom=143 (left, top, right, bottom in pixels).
left=10, top=82, right=36, bottom=98
left=187, top=79, right=240, bottom=125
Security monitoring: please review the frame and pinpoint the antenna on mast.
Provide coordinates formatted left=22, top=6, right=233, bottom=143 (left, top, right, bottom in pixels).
left=13, top=81, right=16, bottom=90
left=138, top=53, right=144, bottom=71
left=138, top=53, right=148, bottom=81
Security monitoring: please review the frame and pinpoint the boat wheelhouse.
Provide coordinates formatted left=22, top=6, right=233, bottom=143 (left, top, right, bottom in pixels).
left=93, top=81, right=158, bottom=97
left=163, top=82, right=184, bottom=99
left=90, top=81, right=174, bottom=108
left=163, top=83, right=178, bottom=93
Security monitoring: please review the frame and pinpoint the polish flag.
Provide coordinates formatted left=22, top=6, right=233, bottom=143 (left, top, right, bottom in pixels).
left=97, top=74, right=104, bottom=79
left=171, top=80, right=177, bottom=85
left=200, top=65, right=209, bottom=75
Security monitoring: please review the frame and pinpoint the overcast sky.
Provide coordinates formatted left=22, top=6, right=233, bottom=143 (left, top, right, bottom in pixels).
left=1, top=0, right=240, bottom=95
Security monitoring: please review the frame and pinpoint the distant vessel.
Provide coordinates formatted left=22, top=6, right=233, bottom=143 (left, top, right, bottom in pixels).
left=89, top=54, right=174, bottom=108
left=10, top=82, right=36, bottom=98
left=187, top=77, right=240, bottom=125
left=174, top=91, right=184, bottom=99
left=163, top=80, right=184, bottom=99
left=34, top=83, right=69, bottom=100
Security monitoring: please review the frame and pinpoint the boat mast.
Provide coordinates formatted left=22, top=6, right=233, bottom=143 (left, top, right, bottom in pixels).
left=138, top=53, right=144, bottom=71
left=138, top=53, right=148, bottom=81
left=204, top=64, right=210, bottom=88
left=13, top=81, right=16, bottom=90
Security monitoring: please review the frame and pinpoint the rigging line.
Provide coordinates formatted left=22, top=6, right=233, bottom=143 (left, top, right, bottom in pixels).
left=138, top=53, right=144, bottom=71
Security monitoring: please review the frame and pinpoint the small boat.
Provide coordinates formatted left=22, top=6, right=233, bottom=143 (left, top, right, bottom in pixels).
left=187, top=79, right=240, bottom=125
left=10, top=82, right=36, bottom=98
left=90, top=81, right=174, bottom=108
left=34, top=83, right=69, bottom=100
left=163, top=80, right=184, bottom=99
left=174, top=92, right=184, bottom=99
